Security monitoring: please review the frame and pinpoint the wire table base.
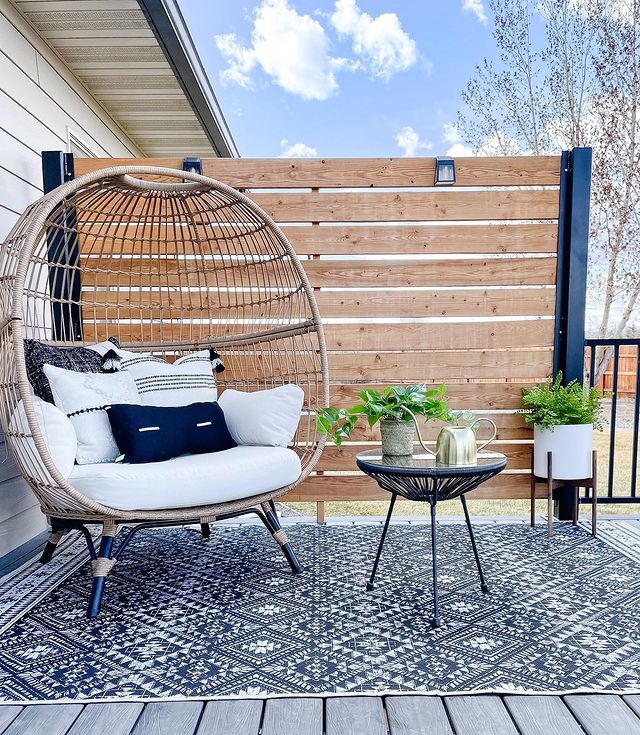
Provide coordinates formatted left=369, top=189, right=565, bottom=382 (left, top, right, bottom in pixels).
left=356, top=451, right=507, bottom=628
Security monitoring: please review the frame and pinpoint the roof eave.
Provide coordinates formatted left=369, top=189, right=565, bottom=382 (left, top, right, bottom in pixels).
left=137, top=0, right=239, bottom=158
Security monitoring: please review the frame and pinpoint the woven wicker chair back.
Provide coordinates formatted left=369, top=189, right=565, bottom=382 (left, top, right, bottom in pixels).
left=0, top=167, right=328, bottom=520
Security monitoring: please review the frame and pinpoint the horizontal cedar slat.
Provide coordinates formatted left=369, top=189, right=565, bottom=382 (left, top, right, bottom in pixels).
left=78, top=256, right=557, bottom=288
left=249, top=190, right=560, bottom=223
left=323, top=321, right=553, bottom=351
left=303, top=258, right=556, bottom=288
left=285, top=473, right=536, bottom=501
left=205, top=350, right=552, bottom=383
left=81, top=286, right=555, bottom=319
left=326, top=414, right=531, bottom=442
left=77, top=222, right=558, bottom=256
left=327, top=382, right=533, bottom=410
left=82, top=320, right=553, bottom=352
left=73, top=156, right=561, bottom=188
left=315, top=288, right=555, bottom=318
left=284, top=223, right=559, bottom=255
left=317, top=443, right=532, bottom=471
left=327, top=350, right=552, bottom=382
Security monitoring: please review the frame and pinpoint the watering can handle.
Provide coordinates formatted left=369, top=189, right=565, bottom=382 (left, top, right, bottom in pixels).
left=473, top=418, right=498, bottom=452
left=401, top=407, right=436, bottom=456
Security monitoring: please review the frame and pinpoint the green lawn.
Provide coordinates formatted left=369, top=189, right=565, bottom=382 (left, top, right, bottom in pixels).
left=289, top=430, right=640, bottom=519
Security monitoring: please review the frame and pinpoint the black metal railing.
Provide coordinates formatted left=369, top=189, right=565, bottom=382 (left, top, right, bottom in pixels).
left=585, top=337, right=640, bottom=504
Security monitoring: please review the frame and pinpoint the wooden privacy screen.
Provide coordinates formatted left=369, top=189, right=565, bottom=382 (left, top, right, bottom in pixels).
left=74, top=156, right=561, bottom=501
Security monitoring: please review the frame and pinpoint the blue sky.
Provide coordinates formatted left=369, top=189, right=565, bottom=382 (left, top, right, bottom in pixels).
left=179, top=0, right=498, bottom=158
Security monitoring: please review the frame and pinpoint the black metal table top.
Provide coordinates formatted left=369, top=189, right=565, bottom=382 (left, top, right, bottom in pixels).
left=356, top=450, right=507, bottom=478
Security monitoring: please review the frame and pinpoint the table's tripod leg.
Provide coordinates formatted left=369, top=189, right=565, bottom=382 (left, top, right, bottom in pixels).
left=366, top=492, right=397, bottom=591
left=430, top=501, right=440, bottom=628
left=460, top=494, right=489, bottom=593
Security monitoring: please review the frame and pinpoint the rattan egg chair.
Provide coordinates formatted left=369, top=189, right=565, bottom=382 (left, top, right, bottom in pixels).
left=0, top=166, right=329, bottom=616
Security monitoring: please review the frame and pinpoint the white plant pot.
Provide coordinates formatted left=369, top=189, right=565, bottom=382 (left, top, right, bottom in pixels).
left=533, top=424, right=593, bottom=480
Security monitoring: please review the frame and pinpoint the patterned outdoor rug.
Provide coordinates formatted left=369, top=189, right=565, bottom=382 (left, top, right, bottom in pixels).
left=0, top=522, right=639, bottom=700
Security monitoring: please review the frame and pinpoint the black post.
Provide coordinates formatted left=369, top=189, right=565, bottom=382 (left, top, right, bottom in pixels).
left=553, top=147, right=592, bottom=519
left=42, top=151, right=81, bottom=341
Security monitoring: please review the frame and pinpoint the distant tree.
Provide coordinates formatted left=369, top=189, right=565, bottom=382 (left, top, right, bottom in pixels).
left=457, top=0, right=640, bottom=382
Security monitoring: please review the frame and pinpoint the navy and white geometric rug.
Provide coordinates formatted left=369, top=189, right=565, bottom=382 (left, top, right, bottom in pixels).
left=0, top=522, right=639, bottom=701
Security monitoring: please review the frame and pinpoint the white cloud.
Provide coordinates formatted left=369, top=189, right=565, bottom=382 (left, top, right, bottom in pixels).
left=331, top=0, right=418, bottom=79
left=395, top=126, right=431, bottom=157
left=441, top=122, right=474, bottom=155
left=279, top=139, right=318, bottom=157
left=215, top=33, right=256, bottom=88
left=215, top=0, right=339, bottom=100
left=462, top=0, right=488, bottom=24
left=446, top=142, right=474, bottom=156
left=442, top=122, right=462, bottom=145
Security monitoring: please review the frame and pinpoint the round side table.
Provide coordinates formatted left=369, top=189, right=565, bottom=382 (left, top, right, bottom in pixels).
left=356, top=450, right=507, bottom=628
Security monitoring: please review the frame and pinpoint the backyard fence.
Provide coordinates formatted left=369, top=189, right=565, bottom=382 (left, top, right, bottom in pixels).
left=74, top=156, right=563, bottom=505
left=592, top=346, right=637, bottom=396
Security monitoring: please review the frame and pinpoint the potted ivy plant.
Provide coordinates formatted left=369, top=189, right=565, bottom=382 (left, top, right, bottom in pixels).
left=521, top=373, right=605, bottom=480
left=316, top=384, right=449, bottom=455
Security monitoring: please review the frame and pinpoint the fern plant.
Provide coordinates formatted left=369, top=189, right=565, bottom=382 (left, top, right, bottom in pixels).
left=316, top=384, right=450, bottom=446
left=521, top=373, right=605, bottom=431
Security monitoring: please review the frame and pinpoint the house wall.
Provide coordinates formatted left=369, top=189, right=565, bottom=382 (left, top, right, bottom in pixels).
left=0, top=0, right=142, bottom=566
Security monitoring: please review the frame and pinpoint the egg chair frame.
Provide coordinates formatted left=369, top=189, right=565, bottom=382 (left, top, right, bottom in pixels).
left=0, top=166, right=329, bottom=616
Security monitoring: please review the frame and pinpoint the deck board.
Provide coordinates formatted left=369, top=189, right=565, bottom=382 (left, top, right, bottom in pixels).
left=625, top=695, right=640, bottom=719
left=66, top=703, right=144, bottom=735
left=131, top=702, right=202, bottom=735
left=565, top=695, right=640, bottom=735
left=262, top=698, right=322, bottom=735
left=326, top=697, right=387, bottom=735
left=0, top=706, right=21, bottom=734
left=3, top=704, right=83, bottom=735
left=197, top=700, right=262, bottom=735
left=444, top=695, right=519, bottom=734
left=503, top=696, right=583, bottom=735
left=386, top=696, right=453, bottom=734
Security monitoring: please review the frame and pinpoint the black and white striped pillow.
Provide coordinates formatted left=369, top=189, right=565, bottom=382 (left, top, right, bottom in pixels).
left=88, top=344, right=223, bottom=407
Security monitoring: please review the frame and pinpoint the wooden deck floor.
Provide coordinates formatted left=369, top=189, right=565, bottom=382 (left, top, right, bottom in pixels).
left=0, top=694, right=639, bottom=734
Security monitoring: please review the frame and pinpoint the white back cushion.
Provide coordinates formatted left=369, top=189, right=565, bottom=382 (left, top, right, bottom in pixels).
left=43, top=365, right=140, bottom=464
left=218, top=385, right=304, bottom=447
left=9, top=395, right=77, bottom=478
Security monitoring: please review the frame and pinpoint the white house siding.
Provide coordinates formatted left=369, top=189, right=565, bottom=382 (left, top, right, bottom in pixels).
left=0, top=0, right=143, bottom=562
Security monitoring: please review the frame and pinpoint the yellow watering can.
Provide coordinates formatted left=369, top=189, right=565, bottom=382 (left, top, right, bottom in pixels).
left=405, top=409, right=497, bottom=467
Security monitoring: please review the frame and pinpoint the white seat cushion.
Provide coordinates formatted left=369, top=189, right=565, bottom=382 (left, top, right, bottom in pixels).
left=69, top=445, right=302, bottom=511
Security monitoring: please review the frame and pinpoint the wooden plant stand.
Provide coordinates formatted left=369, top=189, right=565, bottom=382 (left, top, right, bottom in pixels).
left=530, top=449, right=597, bottom=538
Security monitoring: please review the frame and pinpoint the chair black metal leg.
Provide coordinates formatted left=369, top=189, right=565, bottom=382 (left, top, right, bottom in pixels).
left=460, top=494, right=489, bottom=593
left=88, top=525, right=116, bottom=618
left=367, top=492, right=397, bottom=591
left=40, top=519, right=66, bottom=564
left=430, top=501, right=441, bottom=628
left=200, top=523, right=211, bottom=539
left=260, top=504, right=303, bottom=575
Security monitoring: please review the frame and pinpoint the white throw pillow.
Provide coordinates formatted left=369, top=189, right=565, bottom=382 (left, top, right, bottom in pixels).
left=87, top=344, right=218, bottom=407
left=43, top=364, right=140, bottom=465
left=218, top=385, right=304, bottom=447
left=8, top=395, right=77, bottom=478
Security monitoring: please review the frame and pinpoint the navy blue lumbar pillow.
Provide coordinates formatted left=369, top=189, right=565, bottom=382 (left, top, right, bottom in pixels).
left=106, top=402, right=236, bottom=464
